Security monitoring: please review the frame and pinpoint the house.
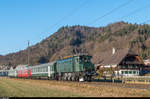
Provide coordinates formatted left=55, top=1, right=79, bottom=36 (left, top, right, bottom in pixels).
left=96, top=48, right=145, bottom=77
left=143, top=59, right=150, bottom=66
left=143, top=59, right=150, bottom=74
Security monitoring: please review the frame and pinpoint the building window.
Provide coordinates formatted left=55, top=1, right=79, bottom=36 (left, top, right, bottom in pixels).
left=125, top=71, right=128, bottom=74
left=133, top=71, right=136, bottom=74
left=128, top=65, right=132, bottom=69
left=121, top=71, right=124, bottom=74
left=135, top=65, right=138, bottom=68
left=129, top=71, right=132, bottom=74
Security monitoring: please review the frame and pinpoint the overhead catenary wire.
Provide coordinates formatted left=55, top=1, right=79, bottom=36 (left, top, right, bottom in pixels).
left=28, top=0, right=89, bottom=56
left=42, top=0, right=89, bottom=34
left=114, top=1, right=150, bottom=52
left=87, top=0, right=134, bottom=26
left=36, top=0, right=89, bottom=56
left=118, top=3, right=150, bottom=21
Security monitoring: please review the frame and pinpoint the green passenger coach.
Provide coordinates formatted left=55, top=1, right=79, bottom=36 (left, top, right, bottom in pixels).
left=29, top=61, right=56, bottom=79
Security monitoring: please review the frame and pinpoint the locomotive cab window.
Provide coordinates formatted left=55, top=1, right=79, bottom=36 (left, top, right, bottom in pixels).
left=80, top=56, right=91, bottom=62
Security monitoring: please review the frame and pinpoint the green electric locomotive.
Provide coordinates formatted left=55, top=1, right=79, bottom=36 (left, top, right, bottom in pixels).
left=55, top=54, right=95, bottom=81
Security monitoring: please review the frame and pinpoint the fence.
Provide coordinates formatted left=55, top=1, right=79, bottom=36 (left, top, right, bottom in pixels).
left=122, top=76, right=150, bottom=84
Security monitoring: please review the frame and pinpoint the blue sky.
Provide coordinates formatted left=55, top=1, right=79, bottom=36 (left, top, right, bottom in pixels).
left=0, top=0, right=150, bottom=55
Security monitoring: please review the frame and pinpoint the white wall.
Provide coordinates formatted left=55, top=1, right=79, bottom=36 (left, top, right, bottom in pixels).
left=115, top=70, right=139, bottom=76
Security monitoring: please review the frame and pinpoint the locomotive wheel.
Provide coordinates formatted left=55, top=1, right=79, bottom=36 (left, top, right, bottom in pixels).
left=65, top=77, right=68, bottom=81
left=84, top=76, right=88, bottom=81
left=68, top=77, right=70, bottom=81
left=87, top=76, right=92, bottom=82
left=58, top=77, right=61, bottom=81
left=70, top=77, right=72, bottom=81
left=63, top=76, right=67, bottom=81
left=71, top=76, right=75, bottom=81
left=76, top=77, right=79, bottom=82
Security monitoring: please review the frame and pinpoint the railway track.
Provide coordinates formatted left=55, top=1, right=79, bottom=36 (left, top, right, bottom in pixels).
left=48, top=78, right=150, bottom=91
left=82, top=81, right=150, bottom=91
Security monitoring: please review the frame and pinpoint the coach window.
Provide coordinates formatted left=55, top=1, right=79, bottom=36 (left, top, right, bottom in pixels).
left=39, top=67, right=41, bottom=72
left=38, top=68, right=40, bottom=72
left=45, top=67, right=46, bottom=72
left=44, top=67, right=46, bottom=72
left=42, top=67, right=44, bottom=72
left=41, top=68, right=43, bottom=72
left=39, top=68, right=41, bottom=72
left=41, top=67, right=43, bottom=72
left=46, top=67, right=47, bottom=72
left=43, top=67, right=46, bottom=72
left=42, top=68, right=44, bottom=72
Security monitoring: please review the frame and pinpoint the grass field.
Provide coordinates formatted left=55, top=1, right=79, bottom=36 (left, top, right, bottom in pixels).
left=0, top=77, right=150, bottom=97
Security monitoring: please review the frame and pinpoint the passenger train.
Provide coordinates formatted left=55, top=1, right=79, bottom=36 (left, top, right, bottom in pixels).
left=0, top=54, right=95, bottom=82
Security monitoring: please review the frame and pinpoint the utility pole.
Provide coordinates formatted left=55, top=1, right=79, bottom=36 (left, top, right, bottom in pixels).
left=27, top=40, right=30, bottom=67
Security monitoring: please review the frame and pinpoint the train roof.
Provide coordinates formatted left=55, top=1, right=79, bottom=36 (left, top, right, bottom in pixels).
left=60, top=53, right=91, bottom=60
left=29, top=61, right=56, bottom=69
left=0, top=70, right=9, bottom=72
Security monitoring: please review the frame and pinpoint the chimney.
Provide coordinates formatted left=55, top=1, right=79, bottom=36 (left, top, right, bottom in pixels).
left=112, top=48, right=115, bottom=55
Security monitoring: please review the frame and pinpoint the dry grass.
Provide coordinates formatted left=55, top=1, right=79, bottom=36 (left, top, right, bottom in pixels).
left=144, top=73, right=150, bottom=76
left=0, top=77, right=150, bottom=97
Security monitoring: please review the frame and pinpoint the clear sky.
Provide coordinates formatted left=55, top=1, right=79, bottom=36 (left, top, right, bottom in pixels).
left=0, top=0, right=150, bottom=55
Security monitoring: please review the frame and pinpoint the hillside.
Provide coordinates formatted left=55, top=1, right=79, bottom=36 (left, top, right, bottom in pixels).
left=1, top=21, right=150, bottom=67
